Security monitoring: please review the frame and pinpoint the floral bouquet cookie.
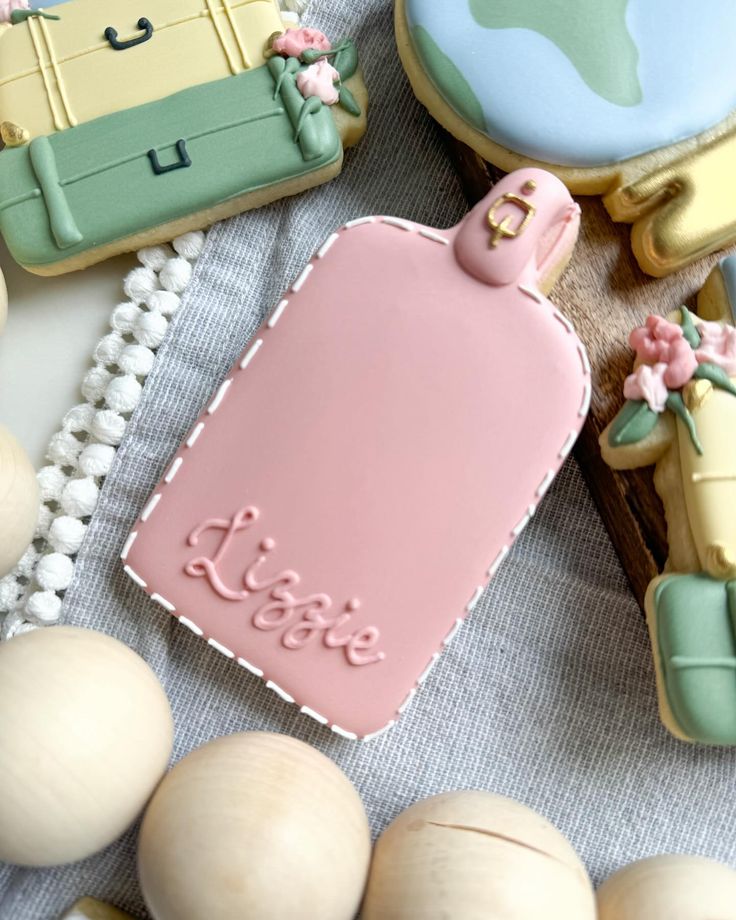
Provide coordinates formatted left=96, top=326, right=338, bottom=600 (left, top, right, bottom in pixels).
left=396, top=0, right=736, bottom=277
left=601, top=256, right=736, bottom=744
left=0, top=0, right=366, bottom=274
left=123, top=168, right=592, bottom=740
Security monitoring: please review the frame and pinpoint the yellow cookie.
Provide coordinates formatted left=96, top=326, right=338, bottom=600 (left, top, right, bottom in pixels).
left=396, top=0, right=736, bottom=277
left=601, top=256, right=736, bottom=744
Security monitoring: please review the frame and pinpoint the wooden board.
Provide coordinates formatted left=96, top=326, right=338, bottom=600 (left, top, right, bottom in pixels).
left=445, top=137, right=736, bottom=607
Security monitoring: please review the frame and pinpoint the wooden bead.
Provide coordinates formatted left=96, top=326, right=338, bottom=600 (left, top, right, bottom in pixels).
left=0, top=626, right=173, bottom=866
left=597, top=854, right=736, bottom=919
left=0, top=424, right=39, bottom=578
left=361, top=791, right=596, bottom=920
left=138, top=732, right=371, bottom=920
left=60, top=898, right=136, bottom=920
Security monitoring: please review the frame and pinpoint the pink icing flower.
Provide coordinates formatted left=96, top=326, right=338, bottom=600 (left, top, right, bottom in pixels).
left=271, top=27, right=331, bottom=59
left=0, top=0, right=29, bottom=22
left=623, top=363, right=669, bottom=413
left=695, top=320, right=736, bottom=376
left=296, top=59, right=340, bottom=106
left=628, top=315, right=697, bottom=389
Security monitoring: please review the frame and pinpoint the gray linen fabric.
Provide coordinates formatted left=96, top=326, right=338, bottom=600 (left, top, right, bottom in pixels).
left=2, top=2, right=736, bottom=917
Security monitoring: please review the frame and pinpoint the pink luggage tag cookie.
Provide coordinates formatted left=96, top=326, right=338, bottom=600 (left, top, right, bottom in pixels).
left=124, top=168, right=591, bottom=740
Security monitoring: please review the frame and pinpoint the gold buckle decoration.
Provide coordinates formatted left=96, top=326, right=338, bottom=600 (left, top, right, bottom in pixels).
left=487, top=193, right=536, bottom=248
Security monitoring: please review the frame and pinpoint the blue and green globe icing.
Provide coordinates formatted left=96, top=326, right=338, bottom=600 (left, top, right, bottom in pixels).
left=406, top=0, right=736, bottom=167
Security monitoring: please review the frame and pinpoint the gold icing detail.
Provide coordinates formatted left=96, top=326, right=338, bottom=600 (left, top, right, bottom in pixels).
left=486, top=193, right=536, bottom=248
left=0, top=121, right=29, bottom=146
left=521, top=179, right=537, bottom=194
left=0, top=0, right=285, bottom=140
left=683, top=378, right=713, bottom=412
left=605, top=128, right=736, bottom=277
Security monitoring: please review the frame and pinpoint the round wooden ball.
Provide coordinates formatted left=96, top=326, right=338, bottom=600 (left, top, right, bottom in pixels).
left=0, top=626, right=173, bottom=866
left=138, top=732, right=371, bottom=920
left=0, top=424, right=39, bottom=578
left=597, top=854, right=736, bottom=919
left=362, top=791, right=596, bottom=920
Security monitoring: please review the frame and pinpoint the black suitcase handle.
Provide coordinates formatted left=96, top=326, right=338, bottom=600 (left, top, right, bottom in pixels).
left=105, top=17, right=154, bottom=51
left=148, top=140, right=192, bottom=176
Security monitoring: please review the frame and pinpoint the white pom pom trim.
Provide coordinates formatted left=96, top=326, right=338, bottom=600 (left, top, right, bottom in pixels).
left=0, top=230, right=204, bottom=633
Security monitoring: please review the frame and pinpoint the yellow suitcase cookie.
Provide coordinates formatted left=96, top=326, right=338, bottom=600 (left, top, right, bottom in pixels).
left=0, top=0, right=285, bottom=140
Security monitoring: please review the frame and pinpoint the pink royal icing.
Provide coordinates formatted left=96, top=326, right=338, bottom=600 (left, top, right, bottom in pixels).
left=629, top=315, right=697, bottom=389
left=271, top=27, right=331, bottom=58
left=296, top=60, right=340, bottom=106
left=124, top=168, right=591, bottom=739
left=623, top=362, right=669, bottom=413
left=695, top=320, right=736, bottom=376
left=0, top=0, right=28, bottom=22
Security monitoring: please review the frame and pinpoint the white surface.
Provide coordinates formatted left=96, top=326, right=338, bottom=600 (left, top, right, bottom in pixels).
left=0, top=240, right=136, bottom=468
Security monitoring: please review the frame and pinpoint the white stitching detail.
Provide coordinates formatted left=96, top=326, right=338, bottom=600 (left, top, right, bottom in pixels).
left=140, top=493, right=161, bottom=522
left=266, top=680, right=294, bottom=703
left=164, top=457, right=183, bottom=483
left=487, top=545, right=509, bottom=578
left=291, top=264, right=313, bottom=292
left=207, top=379, right=232, bottom=415
left=398, top=689, right=416, bottom=714
left=559, top=430, right=577, bottom=459
left=239, top=337, right=263, bottom=370
left=466, top=586, right=483, bottom=612
left=417, top=653, right=439, bottom=686
left=186, top=422, right=205, bottom=447
left=120, top=530, right=138, bottom=561
left=578, top=342, right=591, bottom=375
left=237, top=657, right=263, bottom=676
left=363, top=721, right=396, bottom=742
left=381, top=216, right=414, bottom=232
left=331, top=725, right=358, bottom=740
left=267, top=299, right=289, bottom=329
left=512, top=505, right=535, bottom=537
left=443, top=618, right=463, bottom=646
left=150, top=592, right=176, bottom=612
left=344, top=216, right=375, bottom=228
left=124, top=565, right=146, bottom=588
left=300, top=706, right=328, bottom=724
left=553, top=310, right=574, bottom=334
left=579, top=378, right=592, bottom=417
left=179, top=616, right=204, bottom=636
left=419, top=229, right=449, bottom=245
left=518, top=284, right=542, bottom=304
left=536, top=469, right=555, bottom=499
left=317, top=233, right=340, bottom=259
left=208, top=637, right=234, bottom=658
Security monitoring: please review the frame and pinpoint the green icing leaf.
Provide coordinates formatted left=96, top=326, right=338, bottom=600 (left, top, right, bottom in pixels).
left=469, top=0, right=642, bottom=107
left=693, top=362, right=736, bottom=397
left=10, top=8, right=60, bottom=21
left=666, top=392, right=703, bottom=455
left=679, top=306, right=701, bottom=348
left=411, top=25, right=486, bottom=133
left=338, top=84, right=361, bottom=117
left=608, top=399, right=659, bottom=447
left=333, top=40, right=359, bottom=82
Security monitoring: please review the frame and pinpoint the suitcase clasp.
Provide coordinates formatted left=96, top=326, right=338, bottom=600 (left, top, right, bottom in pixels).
left=148, top=140, right=192, bottom=176
left=104, top=17, right=154, bottom=51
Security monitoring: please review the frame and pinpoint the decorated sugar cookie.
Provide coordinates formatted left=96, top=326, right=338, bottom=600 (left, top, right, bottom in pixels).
left=123, top=168, right=591, bottom=740
left=395, top=0, right=736, bottom=277
left=601, top=255, right=736, bottom=745
left=0, top=0, right=367, bottom=274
